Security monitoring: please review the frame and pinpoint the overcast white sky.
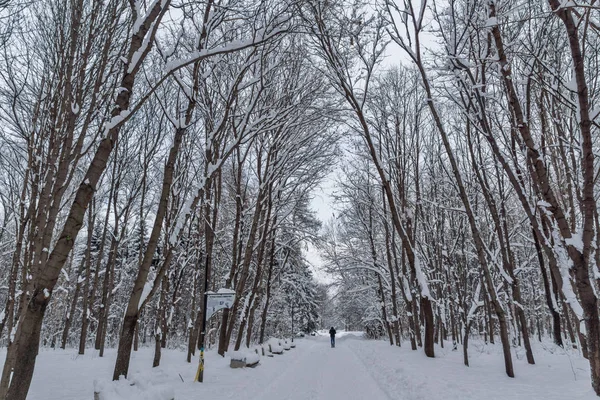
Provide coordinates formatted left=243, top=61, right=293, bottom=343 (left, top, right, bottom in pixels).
left=304, top=172, right=337, bottom=284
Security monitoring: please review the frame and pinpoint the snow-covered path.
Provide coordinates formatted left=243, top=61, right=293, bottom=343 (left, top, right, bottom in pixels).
left=253, top=334, right=391, bottom=400
left=11, top=332, right=598, bottom=399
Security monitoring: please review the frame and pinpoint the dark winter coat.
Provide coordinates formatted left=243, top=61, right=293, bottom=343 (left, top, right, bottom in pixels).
left=329, top=328, right=336, bottom=337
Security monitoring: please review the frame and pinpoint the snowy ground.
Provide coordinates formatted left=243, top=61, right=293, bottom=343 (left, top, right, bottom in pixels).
left=7, top=332, right=597, bottom=399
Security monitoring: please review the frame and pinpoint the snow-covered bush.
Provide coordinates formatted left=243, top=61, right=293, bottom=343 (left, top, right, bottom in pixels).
left=93, top=370, right=174, bottom=400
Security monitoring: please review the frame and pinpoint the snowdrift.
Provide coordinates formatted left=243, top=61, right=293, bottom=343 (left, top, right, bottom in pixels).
left=94, top=369, right=174, bottom=400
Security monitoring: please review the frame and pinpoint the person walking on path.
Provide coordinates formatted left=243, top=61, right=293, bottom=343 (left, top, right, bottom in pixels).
left=329, top=327, right=336, bottom=348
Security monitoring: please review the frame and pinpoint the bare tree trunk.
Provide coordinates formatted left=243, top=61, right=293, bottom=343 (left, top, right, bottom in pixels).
left=152, top=275, right=168, bottom=368
left=383, top=199, right=401, bottom=346
left=412, top=297, right=422, bottom=348
left=78, top=204, right=96, bottom=355
left=196, top=168, right=221, bottom=353
left=0, top=168, right=29, bottom=342
left=133, top=320, right=139, bottom=352
left=467, top=124, right=534, bottom=365
left=113, top=120, right=188, bottom=379
left=152, top=329, right=161, bottom=368
left=96, top=230, right=118, bottom=356
left=60, top=257, right=86, bottom=349
left=364, top=200, right=393, bottom=345
left=187, top=243, right=202, bottom=363
left=244, top=289, right=262, bottom=348
left=463, top=319, right=474, bottom=367
left=225, top=186, right=267, bottom=350
left=218, top=151, right=246, bottom=355
left=533, top=227, right=563, bottom=347
left=234, top=186, right=272, bottom=350
left=545, top=2, right=600, bottom=392
left=377, top=275, right=393, bottom=346
left=259, top=232, right=283, bottom=345
left=246, top=215, right=280, bottom=348
left=392, top=230, right=416, bottom=350
left=562, top=301, right=577, bottom=348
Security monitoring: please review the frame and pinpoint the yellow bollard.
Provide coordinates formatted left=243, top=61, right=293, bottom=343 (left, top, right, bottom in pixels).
left=194, top=347, right=205, bottom=382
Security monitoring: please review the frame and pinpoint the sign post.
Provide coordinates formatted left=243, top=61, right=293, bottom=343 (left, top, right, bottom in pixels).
left=194, top=290, right=234, bottom=382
